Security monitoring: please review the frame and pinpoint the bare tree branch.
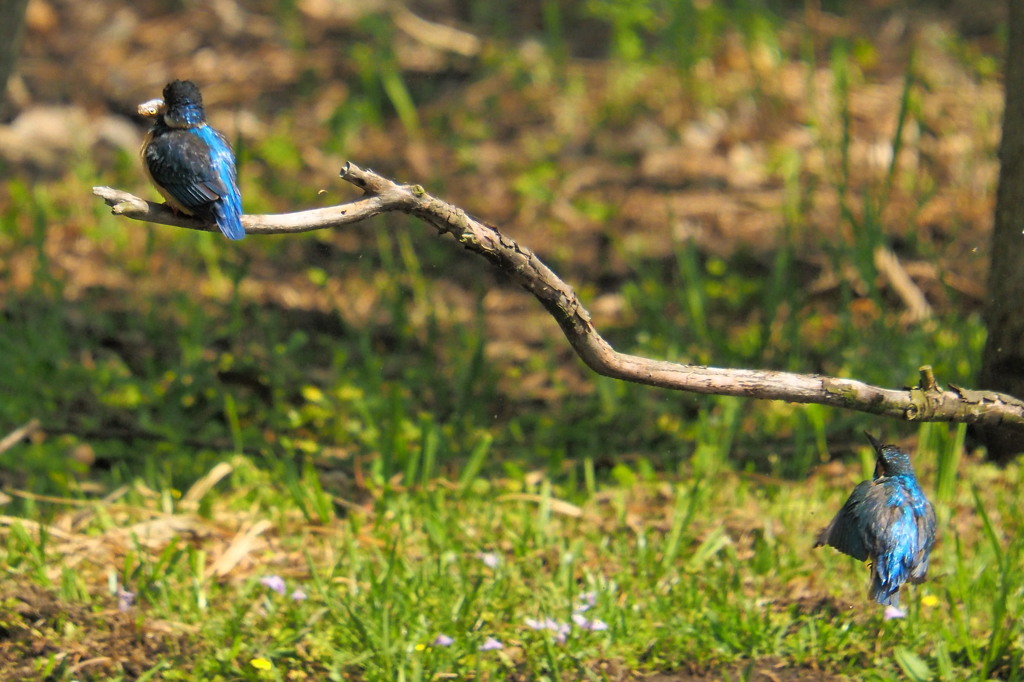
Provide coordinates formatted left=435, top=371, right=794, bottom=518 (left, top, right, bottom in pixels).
left=873, top=246, right=933, bottom=322
left=93, top=162, right=1024, bottom=435
left=0, top=418, right=40, bottom=455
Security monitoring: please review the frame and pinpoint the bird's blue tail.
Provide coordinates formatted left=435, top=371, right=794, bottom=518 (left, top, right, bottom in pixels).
left=214, top=190, right=245, bottom=240
left=870, top=575, right=900, bottom=606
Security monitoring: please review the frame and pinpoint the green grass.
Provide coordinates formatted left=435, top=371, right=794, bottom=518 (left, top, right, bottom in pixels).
left=0, top=1, right=1016, bottom=679
left=3, top=447, right=1022, bottom=679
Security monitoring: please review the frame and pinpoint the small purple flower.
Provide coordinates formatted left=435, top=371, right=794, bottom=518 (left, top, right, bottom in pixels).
left=117, top=588, right=135, bottom=612
left=478, top=636, right=503, bottom=651
left=524, top=617, right=546, bottom=630
left=290, top=588, right=307, bottom=601
left=525, top=616, right=572, bottom=644
left=525, top=617, right=569, bottom=634
left=432, top=633, right=454, bottom=647
left=476, top=552, right=500, bottom=569
left=574, top=591, right=597, bottom=612
left=571, top=613, right=609, bottom=631
left=260, top=575, right=286, bottom=595
left=883, top=605, right=906, bottom=621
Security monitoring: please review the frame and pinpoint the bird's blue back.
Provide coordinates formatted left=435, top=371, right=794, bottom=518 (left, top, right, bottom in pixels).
left=859, top=472, right=935, bottom=605
left=815, top=436, right=937, bottom=607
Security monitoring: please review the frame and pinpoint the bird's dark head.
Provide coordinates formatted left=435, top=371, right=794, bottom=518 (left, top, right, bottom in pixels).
left=138, top=80, right=206, bottom=128
left=865, top=432, right=915, bottom=478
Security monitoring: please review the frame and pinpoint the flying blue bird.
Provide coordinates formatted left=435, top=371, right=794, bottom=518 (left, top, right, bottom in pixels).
left=815, top=432, right=937, bottom=612
left=138, top=80, right=245, bottom=240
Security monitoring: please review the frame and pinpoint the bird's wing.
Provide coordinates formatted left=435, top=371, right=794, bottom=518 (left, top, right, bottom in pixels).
left=814, top=481, right=871, bottom=561
left=144, top=129, right=231, bottom=214
left=910, top=499, right=937, bottom=583
left=192, top=125, right=244, bottom=240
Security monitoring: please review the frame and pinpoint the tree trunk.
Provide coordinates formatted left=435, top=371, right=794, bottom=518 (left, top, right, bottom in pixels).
left=0, top=0, right=29, bottom=117
left=979, top=0, right=1024, bottom=461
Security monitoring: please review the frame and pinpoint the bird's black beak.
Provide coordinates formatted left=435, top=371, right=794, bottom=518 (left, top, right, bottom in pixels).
left=864, top=431, right=885, bottom=477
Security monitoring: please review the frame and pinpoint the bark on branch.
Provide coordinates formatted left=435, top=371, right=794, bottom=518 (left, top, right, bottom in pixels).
left=93, top=162, right=1024, bottom=435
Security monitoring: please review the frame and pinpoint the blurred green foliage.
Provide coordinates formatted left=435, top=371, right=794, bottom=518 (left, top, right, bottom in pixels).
left=0, top=0, right=1012, bottom=677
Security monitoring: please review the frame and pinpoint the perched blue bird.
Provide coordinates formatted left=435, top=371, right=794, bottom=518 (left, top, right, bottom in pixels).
left=815, top=432, right=937, bottom=611
left=138, top=80, right=244, bottom=240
